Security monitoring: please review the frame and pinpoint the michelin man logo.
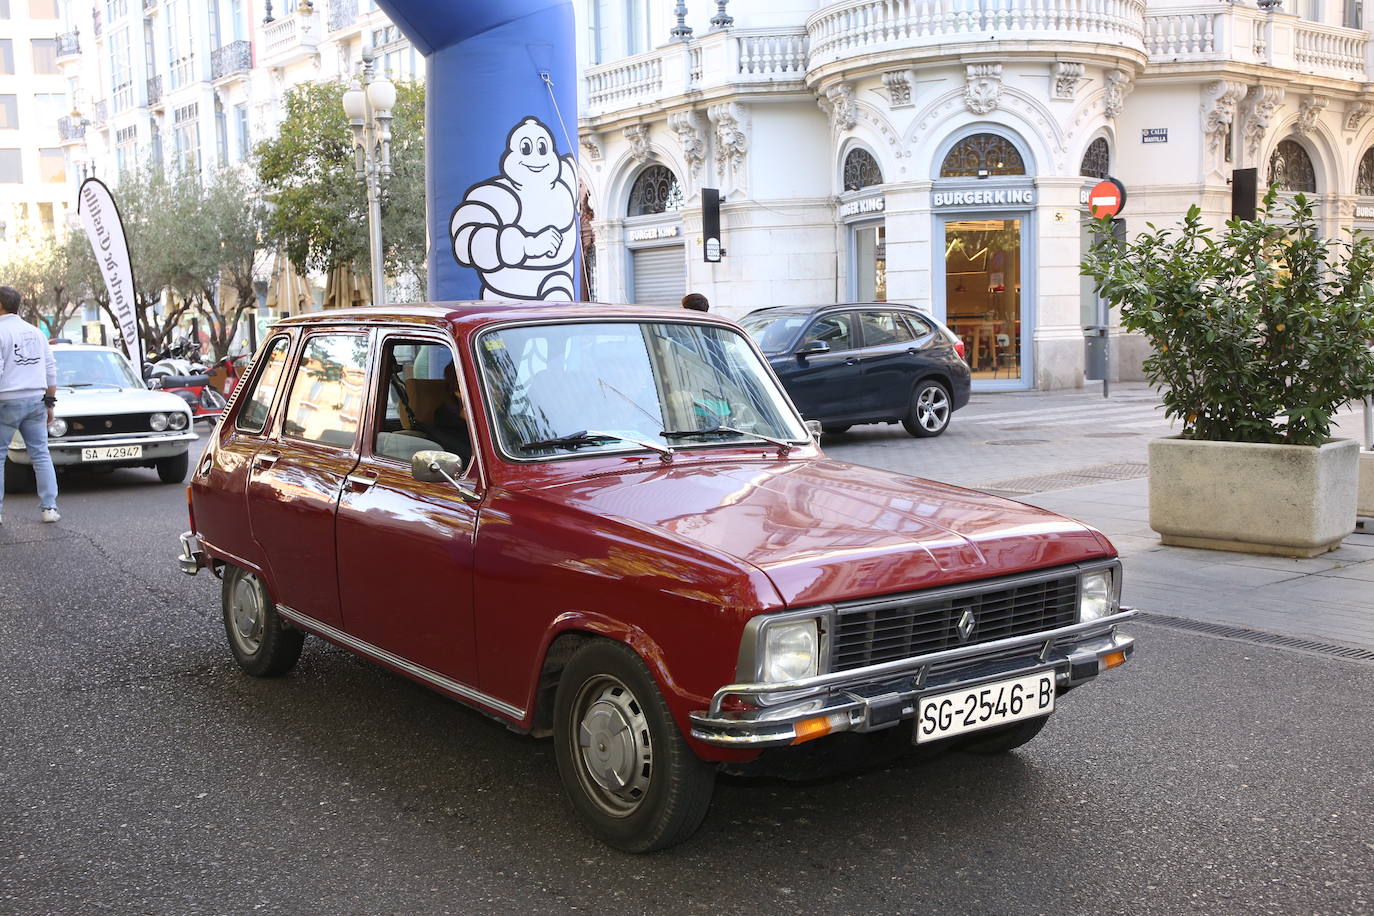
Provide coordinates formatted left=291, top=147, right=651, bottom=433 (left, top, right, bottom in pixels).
left=450, top=117, right=577, bottom=301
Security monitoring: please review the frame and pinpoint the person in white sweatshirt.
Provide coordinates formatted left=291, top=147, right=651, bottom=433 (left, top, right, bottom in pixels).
left=0, top=285, right=59, bottom=523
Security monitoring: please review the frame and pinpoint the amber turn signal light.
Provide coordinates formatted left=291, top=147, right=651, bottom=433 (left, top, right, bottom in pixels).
left=791, top=716, right=834, bottom=745
left=1103, top=650, right=1127, bottom=670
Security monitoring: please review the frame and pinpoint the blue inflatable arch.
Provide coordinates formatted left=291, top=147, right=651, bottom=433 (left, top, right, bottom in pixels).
left=374, top=1, right=579, bottom=302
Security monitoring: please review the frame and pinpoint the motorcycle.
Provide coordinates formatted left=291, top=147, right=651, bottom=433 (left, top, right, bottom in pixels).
left=144, top=337, right=228, bottom=423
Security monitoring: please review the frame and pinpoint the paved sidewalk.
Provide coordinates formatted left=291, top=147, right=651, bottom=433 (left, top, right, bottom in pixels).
left=823, top=383, right=1374, bottom=651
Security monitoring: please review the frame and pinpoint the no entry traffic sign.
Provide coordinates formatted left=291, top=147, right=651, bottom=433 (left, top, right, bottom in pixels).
left=1088, top=178, right=1127, bottom=218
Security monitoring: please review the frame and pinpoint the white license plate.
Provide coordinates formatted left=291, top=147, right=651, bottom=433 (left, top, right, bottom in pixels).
left=81, top=445, right=142, bottom=462
left=915, top=670, right=1055, bottom=744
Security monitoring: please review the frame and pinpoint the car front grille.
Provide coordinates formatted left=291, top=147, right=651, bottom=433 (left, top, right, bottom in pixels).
left=66, top=414, right=153, bottom=435
left=831, top=571, right=1080, bottom=671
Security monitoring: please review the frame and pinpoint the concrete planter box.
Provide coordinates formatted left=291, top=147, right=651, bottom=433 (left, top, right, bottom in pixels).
left=1359, top=451, right=1374, bottom=518
left=1148, top=437, right=1359, bottom=557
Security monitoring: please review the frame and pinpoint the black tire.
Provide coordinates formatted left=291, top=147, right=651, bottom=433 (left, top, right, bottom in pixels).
left=221, top=565, right=304, bottom=677
left=4, top=457, right=36, bottom=494
left=902, top=379, right=952, bottom=438
left=959, top=715, right=1049, bottom=755
left=820, top=423, right=852, bottom=434
left=553, top=640, right=716, bottom=853
left=156, top=451, right=190, bottom=484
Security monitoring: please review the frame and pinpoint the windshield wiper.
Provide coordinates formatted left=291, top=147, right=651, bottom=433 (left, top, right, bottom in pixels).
left=660, top=424, right=797, bottom=456
left=519, top=429, right=674, bottom=461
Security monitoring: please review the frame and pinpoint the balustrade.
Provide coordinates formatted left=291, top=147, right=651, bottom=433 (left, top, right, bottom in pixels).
left=211, top=40, right=253, bottom=81
left=56, top=31, right=80, bottom=59
left=329, top=0, right=358, bottom=32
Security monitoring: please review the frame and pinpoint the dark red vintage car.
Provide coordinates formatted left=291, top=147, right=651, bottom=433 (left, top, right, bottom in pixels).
left=177, top=302, right=1135, bottom=852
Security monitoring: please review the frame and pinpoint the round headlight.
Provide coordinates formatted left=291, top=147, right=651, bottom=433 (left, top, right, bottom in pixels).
left=763, top=620, right=819, bottom=683
left=149, top=412, right=169, bottom=431
left=47, top=417, right=67, bottom=438
left=168, top=411, right=190, bottom=430
left=1079, top=569, right=1116, bottom=622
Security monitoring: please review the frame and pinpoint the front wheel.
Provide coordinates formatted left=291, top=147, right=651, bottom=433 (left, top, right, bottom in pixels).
left=553, top=640, right=716, bottom=853
left=902, top=380, right=952, bottom=438
left=156, top=451, right=190, bottom=484
left=221, top=565, right=304, bottom=677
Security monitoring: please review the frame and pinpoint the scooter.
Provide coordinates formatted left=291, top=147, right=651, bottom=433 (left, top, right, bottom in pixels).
left=144, top=338, right=228, bottom=423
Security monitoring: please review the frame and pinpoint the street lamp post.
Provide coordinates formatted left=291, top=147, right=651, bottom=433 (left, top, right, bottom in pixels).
left=342, top=47, right=396, bottom=307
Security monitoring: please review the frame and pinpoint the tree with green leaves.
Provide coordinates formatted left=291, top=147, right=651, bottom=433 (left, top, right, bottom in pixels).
left=256, top=79, right=426, bottom=293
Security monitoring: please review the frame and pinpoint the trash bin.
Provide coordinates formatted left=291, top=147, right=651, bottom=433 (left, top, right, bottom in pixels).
left=1083, top=325, right=1108, bottom=380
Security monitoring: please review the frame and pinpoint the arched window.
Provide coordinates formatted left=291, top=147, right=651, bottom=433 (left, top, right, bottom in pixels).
left=1357, top=147, right=1374, bottom=196
left=940, top=133, right=1026, bottom=178
left=1080, top=138, right=1110, bottom=179
left=626, top=165, right=684, bottom=216
left=1267, top=139, right=1316, bottom=193
left=843, top=148, right=883, bottom=191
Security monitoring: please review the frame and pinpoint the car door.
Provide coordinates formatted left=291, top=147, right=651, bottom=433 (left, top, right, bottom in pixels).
left=771, top=311, right=863, bottom=421
left=245, top=331, right=371, bottom=629
left=854, top=309, right=935, bottom=415
left=334, top=332, right=480, bottom=685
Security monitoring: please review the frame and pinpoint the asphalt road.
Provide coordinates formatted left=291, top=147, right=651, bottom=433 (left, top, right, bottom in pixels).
left=3, top=431, right=1373, bottom=915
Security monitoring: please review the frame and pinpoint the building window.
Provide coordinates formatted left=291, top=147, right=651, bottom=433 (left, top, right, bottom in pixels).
left=103, top=0, right=126, bottom=21
left=0, top=95, right=16, bottom=130
left=230, top=0, right=245, bottom=41
left=166, top=0, right=195, bottom=91
left=0, top=148, right=21, bottom=182
left=1268, top=139, right=1316, bottom=193
left=843, top=148, right=883, bottom=191
left=0, top=40, right=12, bottom=74
left=235, top=103, right=249, bottom=158
left=1358, top=147, right=1374, bottom=196
left=34, top=92, right=66, bottom=127
left=625, top=0, right=648, bottom=55
left=0, top=1, right=9, bottom=18
left=115, top=124, right=136, bottom=175
left=627, top=165, right=684, bottom=216
left=108, top=27, right=133, bottom=112
left=173, top=102, right=201, bottom=175
left=940, top=133, right=1026, bottom=178
left=1080, top=138, right=1110, bottom=179
left=39, top=148, right=64, bottom=182
left=37, top=201, right=54, bottom=235
left=215, top=104, right=228, bottom=165
left=29, top=0, right=58, bottom=17
left=31, top=38, right=59, bottom=74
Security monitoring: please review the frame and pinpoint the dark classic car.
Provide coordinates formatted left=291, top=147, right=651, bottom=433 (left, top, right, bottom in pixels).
left=739, top=302, right=972, bottom=437
left=177, top=302, right=1135, bottom=852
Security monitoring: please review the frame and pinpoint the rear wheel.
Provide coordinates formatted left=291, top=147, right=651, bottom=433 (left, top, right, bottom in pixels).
left=156, top=451, right=190, bottom=484
left=959, top=715, right=1049, bottom=754
left=902, top=380, right=952, bottom=438
left=221, top=566, right=304, bottom=677
left=553, top=640, right=716, bottom=853
left=3, top=458, right=35, bottom=494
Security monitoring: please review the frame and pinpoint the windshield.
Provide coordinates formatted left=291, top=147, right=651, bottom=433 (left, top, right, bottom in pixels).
left=54, top=349, right=144, bottom=389
left=477, top=320, right=807, bottom=459
left=738, top=311, right=808, bottom=354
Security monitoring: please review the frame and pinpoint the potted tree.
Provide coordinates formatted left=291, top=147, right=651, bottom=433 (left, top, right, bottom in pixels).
left=1082, top=191, right=1374, bottom=557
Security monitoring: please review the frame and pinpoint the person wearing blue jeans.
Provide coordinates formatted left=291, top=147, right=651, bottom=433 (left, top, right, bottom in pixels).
left=0, top=285, right=59, bottom=524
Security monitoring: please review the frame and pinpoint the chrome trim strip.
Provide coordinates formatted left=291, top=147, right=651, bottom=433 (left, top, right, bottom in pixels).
left=275, top=604, right=526, bottom=721
left=709, top=608, right=1137, bottom=715
left=44, top=431, right=200, bottom=448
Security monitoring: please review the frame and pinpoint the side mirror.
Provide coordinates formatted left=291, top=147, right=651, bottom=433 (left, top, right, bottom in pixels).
left=805, top=419, right=823, bottom=442
left=795, top=340, right=830, bottom=356
left=411, top=449, right=480, bottom=503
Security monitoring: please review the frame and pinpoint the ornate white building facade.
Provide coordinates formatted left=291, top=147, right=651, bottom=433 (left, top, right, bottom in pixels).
left=575, top=0, right=1374, bottom=390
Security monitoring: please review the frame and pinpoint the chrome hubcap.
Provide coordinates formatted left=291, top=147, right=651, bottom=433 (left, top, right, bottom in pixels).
left=230, top=575, right=265, bottom=654
left=573, top=676, right=652, bottom=816
left=917, top=387, right=950, bottom=431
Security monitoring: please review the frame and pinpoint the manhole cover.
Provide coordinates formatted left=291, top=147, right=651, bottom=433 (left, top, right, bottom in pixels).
left=977, top=461, right=1149, bottom=495
left=983, top=438, right=1051, bottom=446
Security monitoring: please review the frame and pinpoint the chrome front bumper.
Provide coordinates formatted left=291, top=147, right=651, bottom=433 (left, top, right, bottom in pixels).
left=11, top=431, right=199, bottom=466
left=690, top=610, right=1136, bottom=748
left=178, top=530, right=205, bottom=575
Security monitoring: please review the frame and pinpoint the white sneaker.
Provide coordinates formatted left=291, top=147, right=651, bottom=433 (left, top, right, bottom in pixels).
left=40, top=508, right=59, bottom=523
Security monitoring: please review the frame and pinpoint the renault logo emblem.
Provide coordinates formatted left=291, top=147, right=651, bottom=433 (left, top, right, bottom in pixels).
left=956, top=609, right=976, bottom=642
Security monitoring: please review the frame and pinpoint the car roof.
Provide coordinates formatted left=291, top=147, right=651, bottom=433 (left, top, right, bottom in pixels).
left=274, top=300, right=741, bottom=334
left=745, top=302, right=935, bottom=318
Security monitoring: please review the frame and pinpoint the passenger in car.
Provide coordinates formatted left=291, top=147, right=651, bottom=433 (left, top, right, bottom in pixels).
left=430, top=361, right=472, bottom=465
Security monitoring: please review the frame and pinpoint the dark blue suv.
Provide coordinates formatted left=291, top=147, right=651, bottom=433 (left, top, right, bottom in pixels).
left=740, top=303, right=971, bottom=437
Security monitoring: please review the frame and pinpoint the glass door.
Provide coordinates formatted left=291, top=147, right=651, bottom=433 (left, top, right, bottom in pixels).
left=851, top=223, right=887, bottom=302
left=942, top=217, right=1025, bottom=386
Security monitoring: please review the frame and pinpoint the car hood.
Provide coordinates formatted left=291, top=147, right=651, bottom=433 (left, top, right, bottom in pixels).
left=530, top=458, right=1114, bottom=607
left=54, top=386, right=191, bottom=415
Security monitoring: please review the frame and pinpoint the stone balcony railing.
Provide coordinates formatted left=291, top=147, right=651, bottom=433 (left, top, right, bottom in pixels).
left=57, top=115, right=86, bottom=142
left=56, top=30, right=80, bottom=59
left=147, top=74, right=163, bottom=107
left=260, top=8, right=323, bottom=67
left=806, top=0, right=1149, bottom=70
left=585, top=27, right=808, bottom=118
left=329, top=0, right=359, bottom=32
left=211, top=39, right=252, bottom=81
left=1145, top=6, right=1367, bottom=81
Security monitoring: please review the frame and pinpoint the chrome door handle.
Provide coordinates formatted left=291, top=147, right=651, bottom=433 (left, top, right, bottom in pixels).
left=346, top=472, right=378, bottom=491
left=254, top=451, right=280, bottom=470
left=844, top=357, right=859, bottom=366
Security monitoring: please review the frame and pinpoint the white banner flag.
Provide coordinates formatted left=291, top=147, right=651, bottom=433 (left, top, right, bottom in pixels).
left=77, top=177, right=143, bottom=374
